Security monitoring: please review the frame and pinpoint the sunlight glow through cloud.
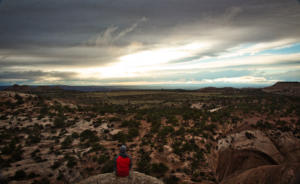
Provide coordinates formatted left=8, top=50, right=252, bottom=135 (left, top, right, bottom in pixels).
left=75, top=42, right=211, bottom=79
left=104, top=76, right=276, bottom=86
left=119, top=42, right=209, bottom=67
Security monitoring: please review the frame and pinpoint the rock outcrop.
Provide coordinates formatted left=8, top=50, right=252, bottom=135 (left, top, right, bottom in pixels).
left=77, top=171, right=164, bottom=184
left=216, top=130, right=300, bottom=184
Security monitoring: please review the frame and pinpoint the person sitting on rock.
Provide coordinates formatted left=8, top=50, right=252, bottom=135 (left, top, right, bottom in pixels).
left=114, top=145, right=132, bottom=177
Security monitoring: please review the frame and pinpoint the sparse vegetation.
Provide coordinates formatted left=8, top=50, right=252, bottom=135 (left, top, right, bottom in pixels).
left=0, top=86, right=299, bottom=183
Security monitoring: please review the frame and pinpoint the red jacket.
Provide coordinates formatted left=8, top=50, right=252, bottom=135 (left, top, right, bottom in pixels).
left=114, top=154, right=131, bottom=177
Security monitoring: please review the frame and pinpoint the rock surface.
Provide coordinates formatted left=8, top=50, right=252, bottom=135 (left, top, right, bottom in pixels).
left=217, top=130, right=283, bottom=163
left=216, top=130, right=300, bottom=184
left=221, top=164, right=300, bottom=184
left=77, top=171, right=164, bottom=184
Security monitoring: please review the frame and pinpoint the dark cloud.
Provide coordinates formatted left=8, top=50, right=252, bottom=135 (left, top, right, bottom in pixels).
left=0, top=0, right=300, bottom=85
left=0, top=70, right=77, bottom=81
left=1, top=0, right=299, bottom=49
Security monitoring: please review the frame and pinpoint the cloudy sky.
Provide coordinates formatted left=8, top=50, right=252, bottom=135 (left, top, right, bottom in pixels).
left=0, top=0, right=300, bottom=88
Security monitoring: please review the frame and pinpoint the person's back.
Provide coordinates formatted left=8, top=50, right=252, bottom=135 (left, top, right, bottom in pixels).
left=114, top=145, right=132, bottom=177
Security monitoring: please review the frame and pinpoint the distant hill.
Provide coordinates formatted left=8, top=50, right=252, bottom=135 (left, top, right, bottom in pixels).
left=2, top=82, right=300, bottom=95
left=0, top=86, right=9, bottom=91
left=3, top=84, right=32, bottom=92
left=263, top=82, right=300, bottom=96
left=196, top=87, right=243, bottom=95
left=3, top=84, right=64, bottom=93
left=2, top=84, right=142, bottom=92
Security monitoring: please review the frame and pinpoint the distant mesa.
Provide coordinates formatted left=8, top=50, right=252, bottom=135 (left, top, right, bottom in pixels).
left=263, top=81, right=300, bottom=96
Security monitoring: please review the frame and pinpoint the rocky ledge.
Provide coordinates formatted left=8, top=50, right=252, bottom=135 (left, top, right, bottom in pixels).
left=77, top=171, right=164, bottom=184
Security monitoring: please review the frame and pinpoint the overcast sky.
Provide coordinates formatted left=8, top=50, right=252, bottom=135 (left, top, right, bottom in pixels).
left=0, top=0, right=300, bottom=88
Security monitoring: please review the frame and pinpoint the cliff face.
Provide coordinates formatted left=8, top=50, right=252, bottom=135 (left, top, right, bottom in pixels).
left=77, top=171, right=164, bottom=184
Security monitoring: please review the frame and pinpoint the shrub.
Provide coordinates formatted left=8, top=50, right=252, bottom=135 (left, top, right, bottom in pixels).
left=158, top=126, right=174, bottom=138
left=121, top=120, right=140, bottom=128
left=51, top=160, right=62, bottom=169
left=128, top=127, right=139, bottom=139
left=93, top=121, right=102, bottom=128
left=205, top=123, right=217, bottom=132
left=14, top=170, right=26, bottom=180
left=64, top=155, right=77, bottom=168
left=164, top=175, right=180, bottom=184
left=98, top=154, right=109, bottom=165
left=39, top=106, right=48, bottom=118
left=2, top=140, right=23, bottom=162
left=166, top=115, right=178, bottom=125
left=175, top=127, right=185, bottom=136
left=53, top=116, right=66, bottom=128
left=80, top=130, right=99, bottom=143
left=32, top=178, right=50, bottom=184
left=137, top=149, right=151, bottom=174
left=101, top=160, right=114, bottom=173
left=245, top=132, right=255, bottom=139
left=61, top=136, right=73, bottom=149
left=71, top=132, right=79, bottom=139
left=91, top=143, right=106, bottom=152
left=112, top=132, right=127, bottom=143
left=27, top=172, right=39, bottom=179
left=151, top=163, right=169, bottom=176
left=15, top=94, right=24, bottom=105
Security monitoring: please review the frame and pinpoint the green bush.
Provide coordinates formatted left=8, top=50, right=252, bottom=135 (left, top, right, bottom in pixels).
left=71, top=132, right=79, bottom=139
left=98, top=154, right=109, bottom=165
left=174, top=127, right=185, bottom=136
left=151, top=163, right=168, bottom=176
left=51, top=160, right=62, bottom=169
left=2, top=139, right=23, bottom=162
left=112, top=132, right=127, bottom=143
left=80, top=130, right=99, bottom=142
left=121, top=120, right=140, bottom=128
left=61, top=136, right=73, bottom=149
left=93, top=119, right=102, bottom=128
left=158, top=126, right=174, bottom=138
left=15, top=94, right=24, bottom=105
left=14, top=169, right=26, bottom=180
left=91, top=143, right=106, bottom=152
left=26, top=134, right=41, bottom=145
left=53, top=116, right=66, bottom=128
left=32, top=178, right=50, bottom=184
left=137, top=149, right=151, bottom=174
left=164, top=175, right=180, bottom=184
left=128, top=127, right=139, bottom=139
left=66, top=155, right=77, bottom=168
left=101, top=160, right=114, bottom=173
